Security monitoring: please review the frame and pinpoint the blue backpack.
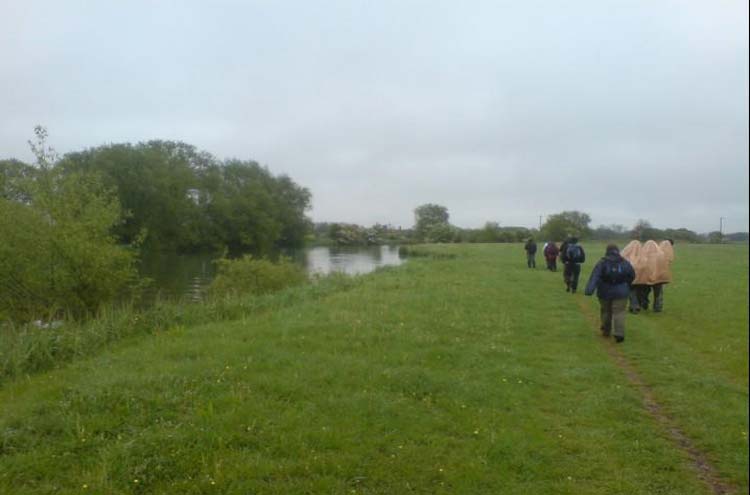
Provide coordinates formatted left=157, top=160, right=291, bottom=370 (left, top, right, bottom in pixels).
left=601, top=258, right=627, bottom=284
left=566, top=244, right=584, bottom=263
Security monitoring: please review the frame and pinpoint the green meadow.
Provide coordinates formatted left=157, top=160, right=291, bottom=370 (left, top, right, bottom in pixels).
left=0, top=243, right=747, bottom=494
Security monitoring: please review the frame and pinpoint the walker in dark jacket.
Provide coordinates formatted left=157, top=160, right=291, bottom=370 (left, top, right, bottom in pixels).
left=543, top=242, right=559, bottom=271
left=524, top=239, right=537, bottom=268
left=561, top=237, right=585, bottom=293
left=584, top=244, right=635, bottom=342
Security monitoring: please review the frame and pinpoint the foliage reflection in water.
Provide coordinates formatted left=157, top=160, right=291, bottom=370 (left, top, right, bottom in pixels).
left=302, top=245, right=404, bottom=276
left=138, top=245, right=404, bottom=303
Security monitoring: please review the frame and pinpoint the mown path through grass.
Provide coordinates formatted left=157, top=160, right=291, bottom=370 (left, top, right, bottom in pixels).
left=0, top=243, right=747, bottom=494
left=575, top=296, right=734, bottom=495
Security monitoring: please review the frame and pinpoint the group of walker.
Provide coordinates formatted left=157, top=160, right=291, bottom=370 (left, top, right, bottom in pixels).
left=524, top=237, right=675, bottom=343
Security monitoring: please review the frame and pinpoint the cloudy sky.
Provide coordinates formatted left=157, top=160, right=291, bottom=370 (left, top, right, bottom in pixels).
left=1, top=0, right=748, bottom=232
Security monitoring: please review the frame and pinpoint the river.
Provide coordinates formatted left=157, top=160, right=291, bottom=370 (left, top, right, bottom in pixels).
left=138, top=245, right=405, bottom=303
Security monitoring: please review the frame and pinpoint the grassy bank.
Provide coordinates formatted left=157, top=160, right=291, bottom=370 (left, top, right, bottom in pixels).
left=0, top=243, right=747, bottom=494
left=0, top=273, right=361, bottom=384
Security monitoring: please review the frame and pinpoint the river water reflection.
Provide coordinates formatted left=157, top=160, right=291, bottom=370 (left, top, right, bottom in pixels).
left=138, top=245, right=404, bottom=302
left=302, top=245, right=404, bottom=276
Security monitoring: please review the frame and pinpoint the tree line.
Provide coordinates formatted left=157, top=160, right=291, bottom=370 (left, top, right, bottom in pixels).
left=1, top=140, right=312, bottom=253
left=315, top=204, right=745, bottom=247
left=314, top=204, right=535, bottom=246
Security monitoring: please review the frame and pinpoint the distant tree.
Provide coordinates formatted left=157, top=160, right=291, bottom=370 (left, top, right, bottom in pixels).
left=591, top=224, right=628, bottom=241
left=707, top=231, right=724, bottom=244
left=414, top=203, right=450, bottom=240
left=312, top=222, right=408, bottom=246
left=0, top=158, right=35, bottom=202
left=327, top=223, right=372, bottom=246
left=630, top=219, right=664, bottom=241
left=477, top=221, right=502, bottom=243
left=662, top=228, right=700, bottom=243
left=724, top=232, right=749, bottom=242
left=541, top=211, right=591, bottom=241
left=414, top=203, right=449, bottom=228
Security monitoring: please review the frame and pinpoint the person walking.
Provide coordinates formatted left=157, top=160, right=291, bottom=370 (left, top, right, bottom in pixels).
left=622, top=240, right=648, bottom=313
left=641, top=239, right=674, bottom=312
left=559, top=238, right=570, bottom=287
left=651, top=239, right=674, bottom=312
left=584, top=244, right=636, bottom=343
left=562, top=237, right=585, bottom=293
left=543, top=241, right=559, bottom=271
left=524, top=238, right=537, bottom=268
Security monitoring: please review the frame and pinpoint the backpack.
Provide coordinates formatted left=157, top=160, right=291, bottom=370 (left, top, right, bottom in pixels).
left=566, top=244, right=584, bottom=263
left=601, top=258, right=627, bottom=284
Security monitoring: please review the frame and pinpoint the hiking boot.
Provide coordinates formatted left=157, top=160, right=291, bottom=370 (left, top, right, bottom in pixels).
left=565, top=286, right=570, bottom=292
left=615, top=336, right=624, bottom=343
left=601, top=330, right=611, bottom=337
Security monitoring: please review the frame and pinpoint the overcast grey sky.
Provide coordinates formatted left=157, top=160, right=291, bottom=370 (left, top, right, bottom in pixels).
left=1, top=0, right=748, bottom=232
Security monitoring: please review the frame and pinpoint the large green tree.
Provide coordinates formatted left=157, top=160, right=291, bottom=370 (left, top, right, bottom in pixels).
left=59, top=142, right=311, bottom=254
left=414, top=203, right=450, bottom=240
left=59, top=141, right=208, bottom=250
left=630, top=219, right=664, bottom=241
left=541, top=210, right=591, bottom=241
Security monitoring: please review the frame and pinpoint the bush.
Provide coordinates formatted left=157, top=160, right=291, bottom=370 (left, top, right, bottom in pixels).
left=209, top=255, right=307, bottom=297
left=0, top=173, right=139, bottom=323
left=398, top=245, right=458, bottom=259
left=424, top=223, right=460, bottom=243
left=0, top=128, right=139, bottom=324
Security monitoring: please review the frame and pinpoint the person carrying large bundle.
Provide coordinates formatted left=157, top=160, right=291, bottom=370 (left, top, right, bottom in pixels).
left=649, top=239, right=674, bottom=312
left=622, top=240, right=648, bottom=313
left=622, top=239, right=675, bottom=313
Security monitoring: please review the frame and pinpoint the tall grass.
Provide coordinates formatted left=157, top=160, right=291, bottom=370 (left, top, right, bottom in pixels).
left=0, top=272, right=360, bottom=384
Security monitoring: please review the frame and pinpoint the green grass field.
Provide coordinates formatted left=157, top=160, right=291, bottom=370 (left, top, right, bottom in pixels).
left=1, top=243, right=747, bottom=494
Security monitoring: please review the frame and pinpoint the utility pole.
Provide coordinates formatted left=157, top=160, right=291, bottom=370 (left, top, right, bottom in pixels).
left=539, top=215, right=542, bottom=230
left=720, top=217, right=724, bottom=235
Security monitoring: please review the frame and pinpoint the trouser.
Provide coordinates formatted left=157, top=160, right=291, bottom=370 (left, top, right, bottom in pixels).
left=599, top=298, right=627, bottom=338
left=546, top=257, right=557, bottom=271
left=629, top=285, right=649, bottom=311
left=527, top=253, right=536, bottom=268
left=630, top=285, right=664, bottom=311
left=652, top=284, right=664, bottom=312
left=563, top=263, right=581, bottom=291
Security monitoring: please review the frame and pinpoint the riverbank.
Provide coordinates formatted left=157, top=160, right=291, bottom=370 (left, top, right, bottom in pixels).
left=0, top=272, right=363, bottom=385
left=1, top=243, right=747, bottom=494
